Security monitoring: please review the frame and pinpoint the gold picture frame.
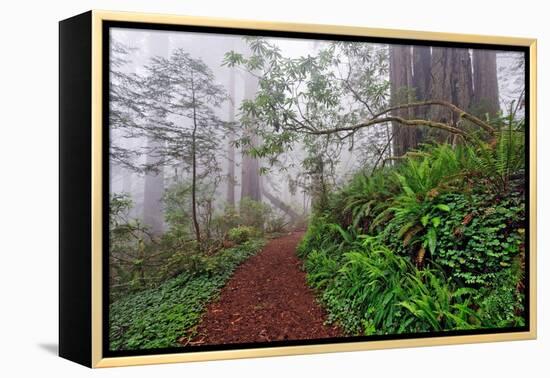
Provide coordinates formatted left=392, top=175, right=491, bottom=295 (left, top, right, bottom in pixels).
left=59, top=9, right=537, bottom=368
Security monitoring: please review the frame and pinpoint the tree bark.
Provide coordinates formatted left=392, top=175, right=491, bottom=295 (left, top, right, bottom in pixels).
left=430, top=46, right=454, bottom=124
left=390, top=45, right=416, bottom=156
left=473, top=49, right=500, bottom=118
left=412, top=45, right=432, bottom=118
left=452, top=48, right=474, bottom=112
left=240, top=134, right=261, bottom=201
left=429, top=47, right=473, bottom=141
left=240, top=56, right=262, bottom=202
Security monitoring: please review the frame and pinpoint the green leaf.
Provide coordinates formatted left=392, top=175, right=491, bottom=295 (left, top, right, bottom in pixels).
left=432, top=217, right=441, bottom=228
left=435, top=204, right=451, bottom=212
left=421, top=215, right=430, bottom=227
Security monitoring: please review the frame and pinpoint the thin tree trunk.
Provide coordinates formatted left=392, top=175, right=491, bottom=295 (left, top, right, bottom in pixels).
left=226, top=67, right=236, bottom=206
left=190, top=76, right=201, bottom=248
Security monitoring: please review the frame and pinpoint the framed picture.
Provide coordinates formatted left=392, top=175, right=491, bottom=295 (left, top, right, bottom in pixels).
left=59, top=10, right=537, bottom=368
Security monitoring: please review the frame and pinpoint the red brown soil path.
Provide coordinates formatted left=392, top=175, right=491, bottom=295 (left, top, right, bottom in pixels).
left=188, top=231, right=341, bottom=345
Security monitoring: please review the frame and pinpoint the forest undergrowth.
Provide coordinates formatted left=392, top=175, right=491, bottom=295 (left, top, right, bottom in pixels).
left=298, top=121, right=526, bottom=335
left=109, top=238, right=265, bottom=350
left=108, top=195, right=281, bottom=350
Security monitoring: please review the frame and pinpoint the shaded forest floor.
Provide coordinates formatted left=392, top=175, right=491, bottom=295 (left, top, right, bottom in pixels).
left=186, top=231, right=341, bottom=345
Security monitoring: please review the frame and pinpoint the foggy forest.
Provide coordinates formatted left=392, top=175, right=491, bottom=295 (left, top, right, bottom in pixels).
left=108, top=28, right=527, bottom=351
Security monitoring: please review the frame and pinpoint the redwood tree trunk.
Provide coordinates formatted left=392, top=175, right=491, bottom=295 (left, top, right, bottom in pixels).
left=473, top=49, right=500, bottom=118
left=452, top=48, right=474, bottom=112
left=143, top=32, right=168, bottom=235
left=429, top=47, right=473, bottom=141
left=430, top=47, right=454, bottom=124
left=240, top=134, right=261, bottom=201
left=412, top=45, right=432, bottom=118
left=390, top=45, right=416, bottom=156
left=240, top=60, right=261, bottom=202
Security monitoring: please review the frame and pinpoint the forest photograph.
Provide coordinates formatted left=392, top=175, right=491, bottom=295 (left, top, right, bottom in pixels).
left=107, top=26, right=528, bottom=352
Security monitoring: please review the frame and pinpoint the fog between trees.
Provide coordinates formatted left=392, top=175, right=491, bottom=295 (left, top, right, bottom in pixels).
left=110, top=28, right=523, bottom=236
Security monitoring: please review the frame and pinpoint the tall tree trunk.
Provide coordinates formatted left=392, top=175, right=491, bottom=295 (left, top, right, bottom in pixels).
left=226, top=66, right=236, bottom=206
left=429, top=47, right=473, bottom=141
left=143, top=33, right=168, bottom=235
left=240, top=65, right=261, bottom=202
left=240, top=134, right=261, bottom=201
left=390, top=45, right=416, bottom=156
left=430, top=47, right=454, bottom=124
left=412, top=45, right=432, bottom=118
left=190, top=77, right=201, bottom=248
left=473, top=50, right=500, bottom=118
left=452, top=48, right=474, bottom=112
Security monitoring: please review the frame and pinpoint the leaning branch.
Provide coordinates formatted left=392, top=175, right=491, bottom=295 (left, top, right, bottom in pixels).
left=373, top=100, right=495, bottom=135
left=306, top=116, right=470, bottom=140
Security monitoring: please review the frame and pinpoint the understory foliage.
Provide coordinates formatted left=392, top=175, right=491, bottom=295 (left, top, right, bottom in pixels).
left=109, top=190, right=280, bottom=350
left=110, top=239, right=265, bottom=350
left=109, top=193, right=157, bottom=297
left=304, top=237, right=478, bottom=334
left=299, top=126, right=526, bottom=335
left=110, top=187, right=281, bottom=300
